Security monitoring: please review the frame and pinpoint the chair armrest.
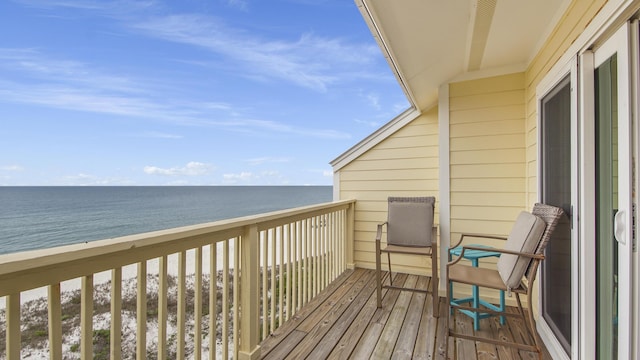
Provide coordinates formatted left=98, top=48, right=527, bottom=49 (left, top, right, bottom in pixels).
left=449, top=233, right=508, bottom=250
left=375, top=222, right=388, bottom=242
left=447, top=245, right=545, bottom=268
left=463, top=245, right=545, bottom=260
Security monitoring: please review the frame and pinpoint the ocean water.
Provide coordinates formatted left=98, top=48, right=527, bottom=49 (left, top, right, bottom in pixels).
left=0, top=186, right=332, bottom=255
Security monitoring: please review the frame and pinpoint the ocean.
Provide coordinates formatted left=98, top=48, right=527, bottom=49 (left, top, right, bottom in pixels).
left=0, top=186, right=332, bottom=255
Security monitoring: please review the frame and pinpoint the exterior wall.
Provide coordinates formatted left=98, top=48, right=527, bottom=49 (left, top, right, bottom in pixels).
left=525, top=0, right=607, bottom=206
left=449, top=73, right=527, bottom=249
left=339, top=107, right=439, bottom=275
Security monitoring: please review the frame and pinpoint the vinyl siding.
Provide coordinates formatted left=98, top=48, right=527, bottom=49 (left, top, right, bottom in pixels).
left=449, top=73, right=527, bottom=249
left=339, top=107, right=439, bottom=275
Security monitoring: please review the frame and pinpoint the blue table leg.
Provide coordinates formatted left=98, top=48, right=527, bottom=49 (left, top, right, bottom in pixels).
left=471, top=259, right=480, bottom=330
left=499, top=289, right=505, bottom=325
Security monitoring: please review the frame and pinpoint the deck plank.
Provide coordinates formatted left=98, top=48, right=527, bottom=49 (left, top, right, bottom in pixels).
left=258, top=270, right=552, bottom=360
left=371, top=275, right=419, bottom=359
left=259, top=268, right=358, bottom=356
left=284, top=270, right=376, bottom=359
left=306, top=269, right=378, bottom=360
left=412, top=278, right=438, bottom=360
left=349, top=273, right=408, bottom=359
left=391, top=276, right=429, bottom=360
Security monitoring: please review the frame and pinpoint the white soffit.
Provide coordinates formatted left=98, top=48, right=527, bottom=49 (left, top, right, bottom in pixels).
left=362, top=0, right=569, bottom=110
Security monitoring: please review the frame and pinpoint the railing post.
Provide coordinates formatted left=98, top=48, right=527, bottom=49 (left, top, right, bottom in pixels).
left=239, top=224, right=261, bottom=360
left=346, top=202, right=356, bottom=269
left=6, top=293, right=21, bottom=360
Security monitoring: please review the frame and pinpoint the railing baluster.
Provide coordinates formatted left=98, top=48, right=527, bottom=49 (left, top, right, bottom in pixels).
left=278, top=225, right=284, bottom=326
left=306, top=218, right=311, bottom=304
left=292, top=221, right=299, bottom=314
left=209, top=243, right=217, bottom=360
left=195, top=246, right=203, bottom=360
left=270, top=228, right=276, bottom=333
left=48, top=283, right=62, bottom=360
left=286, top=222, right=292, bottom=321
left=177, top=251, right=187, bottom=360
left=6, top=293, right=20, bottom=360
left=158, top=255, right=168, bottom=360
left=233, top=237, right=240, bottom=360
left=261, top=230, right=268, bottom=340
left=323, top=214, right=328, bottom=289
left=137, top=261, right=147, bottom=359
left=81, top=275, right=93, bottom=360
left=110, top=268, right=122, bottom=360
left=222, top=240, right=229, bottom=360
left=314, top=216, right=319, bottom=297
left=297, top=220, right=302, bottom=309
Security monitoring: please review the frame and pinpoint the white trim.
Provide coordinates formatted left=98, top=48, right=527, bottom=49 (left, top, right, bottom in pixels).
left=330, top=106, right=422, bottom=171
left=450, top=62, right=527, bottom=83
left=569, top=57, right=580, bottom=360
left=332, top=172, right=340, bottom=202
left=631, top=19, right=640, bottom=360
left=579, top=49, right=596, bottom=360
left=538, top=317, right=570, bottom=360
left=438, top=83, right=450, bottom=293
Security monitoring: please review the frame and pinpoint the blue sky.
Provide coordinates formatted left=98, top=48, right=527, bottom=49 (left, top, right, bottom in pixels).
left=0, top=0, right=407, bottom=186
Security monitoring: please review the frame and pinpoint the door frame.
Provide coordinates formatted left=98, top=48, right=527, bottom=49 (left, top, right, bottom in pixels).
left=536, top=56, right=578, bottom=360
left=586, top=22, right=634, bottom=359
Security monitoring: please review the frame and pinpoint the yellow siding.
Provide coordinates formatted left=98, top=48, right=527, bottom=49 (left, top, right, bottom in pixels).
left=339, top=107, right=439, bottom=275
left=449, top=72, right=527, bottom=246
left=525, top=0, right=607, bottom=206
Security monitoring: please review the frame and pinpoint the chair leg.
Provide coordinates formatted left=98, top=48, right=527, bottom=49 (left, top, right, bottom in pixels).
left=432, top=243, right=439, bottom=317
left=387, top=252, right=392, bottom=286
left=444, top=269, right=451, bottom=360
left=517, top=292, right=542, bottom=359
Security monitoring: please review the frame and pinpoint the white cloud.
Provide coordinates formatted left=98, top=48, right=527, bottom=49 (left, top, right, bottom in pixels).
left=61, top=173, right=134, bottom=186
left=354, top=118, right=381, bottom=128
left=0, top=50, right=351, bottom=140
left=131, top=15, right=380, bottom=92
left=222, top=170, right=288, bottom=185
left=0, top=165, right=24, bottom=171
left=246, top=157, right=291, bottom=165
left=366, top=93, right=381, bottom=110
left=223, top=171, right=253, bottom=180
left=323, top=170, right=333, bottom=177
left=144, top=161, right=213, bottom=176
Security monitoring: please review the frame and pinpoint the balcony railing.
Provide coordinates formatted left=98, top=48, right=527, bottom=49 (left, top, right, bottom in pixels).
left=0, top=199, right=355, bottom=359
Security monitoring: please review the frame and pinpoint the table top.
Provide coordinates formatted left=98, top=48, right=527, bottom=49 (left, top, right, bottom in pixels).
left=449, top=244, right=501, bottom=259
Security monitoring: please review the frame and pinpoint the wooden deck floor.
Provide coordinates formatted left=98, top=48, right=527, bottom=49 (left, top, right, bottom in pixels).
left=259, top=268, right=552, bottom=359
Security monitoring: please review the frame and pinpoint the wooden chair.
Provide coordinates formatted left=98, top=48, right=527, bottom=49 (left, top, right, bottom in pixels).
left=444, top=203, right=564, bottom=359
left=375, top=196, right=438, bottom=317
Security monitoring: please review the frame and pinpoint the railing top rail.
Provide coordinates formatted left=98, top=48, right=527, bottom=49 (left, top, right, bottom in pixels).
left=0, top=199, right=355, bottom=296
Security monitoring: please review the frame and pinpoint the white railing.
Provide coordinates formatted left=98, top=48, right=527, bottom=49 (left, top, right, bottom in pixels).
left=0, top=199, right=355, bottom=359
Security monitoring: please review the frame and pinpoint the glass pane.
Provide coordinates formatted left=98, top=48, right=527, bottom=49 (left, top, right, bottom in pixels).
left=595, top=54, right=618, bottom=360
left=541, top=75, right=572, bottom=353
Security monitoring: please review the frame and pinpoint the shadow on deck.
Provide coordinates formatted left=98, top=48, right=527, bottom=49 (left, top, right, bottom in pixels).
left=259, top=268, right=552, bottom=359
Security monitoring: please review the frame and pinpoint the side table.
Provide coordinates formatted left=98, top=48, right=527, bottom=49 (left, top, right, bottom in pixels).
left=449, top=244, right=505, bottom=330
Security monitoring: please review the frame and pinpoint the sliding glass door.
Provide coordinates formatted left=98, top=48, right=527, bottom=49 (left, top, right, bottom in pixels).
left=540, top=75, right=573, bottom=354
left=592, top=23, right=633, bottom=359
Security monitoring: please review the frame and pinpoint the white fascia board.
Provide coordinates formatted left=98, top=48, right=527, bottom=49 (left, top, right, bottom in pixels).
left=330, top=106, right=422, bottom=172
left=355, top=0, right=418, bottom=109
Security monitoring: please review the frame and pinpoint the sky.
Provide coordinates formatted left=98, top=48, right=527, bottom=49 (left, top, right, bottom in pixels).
left=0, top=0, right=408, bottom=186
